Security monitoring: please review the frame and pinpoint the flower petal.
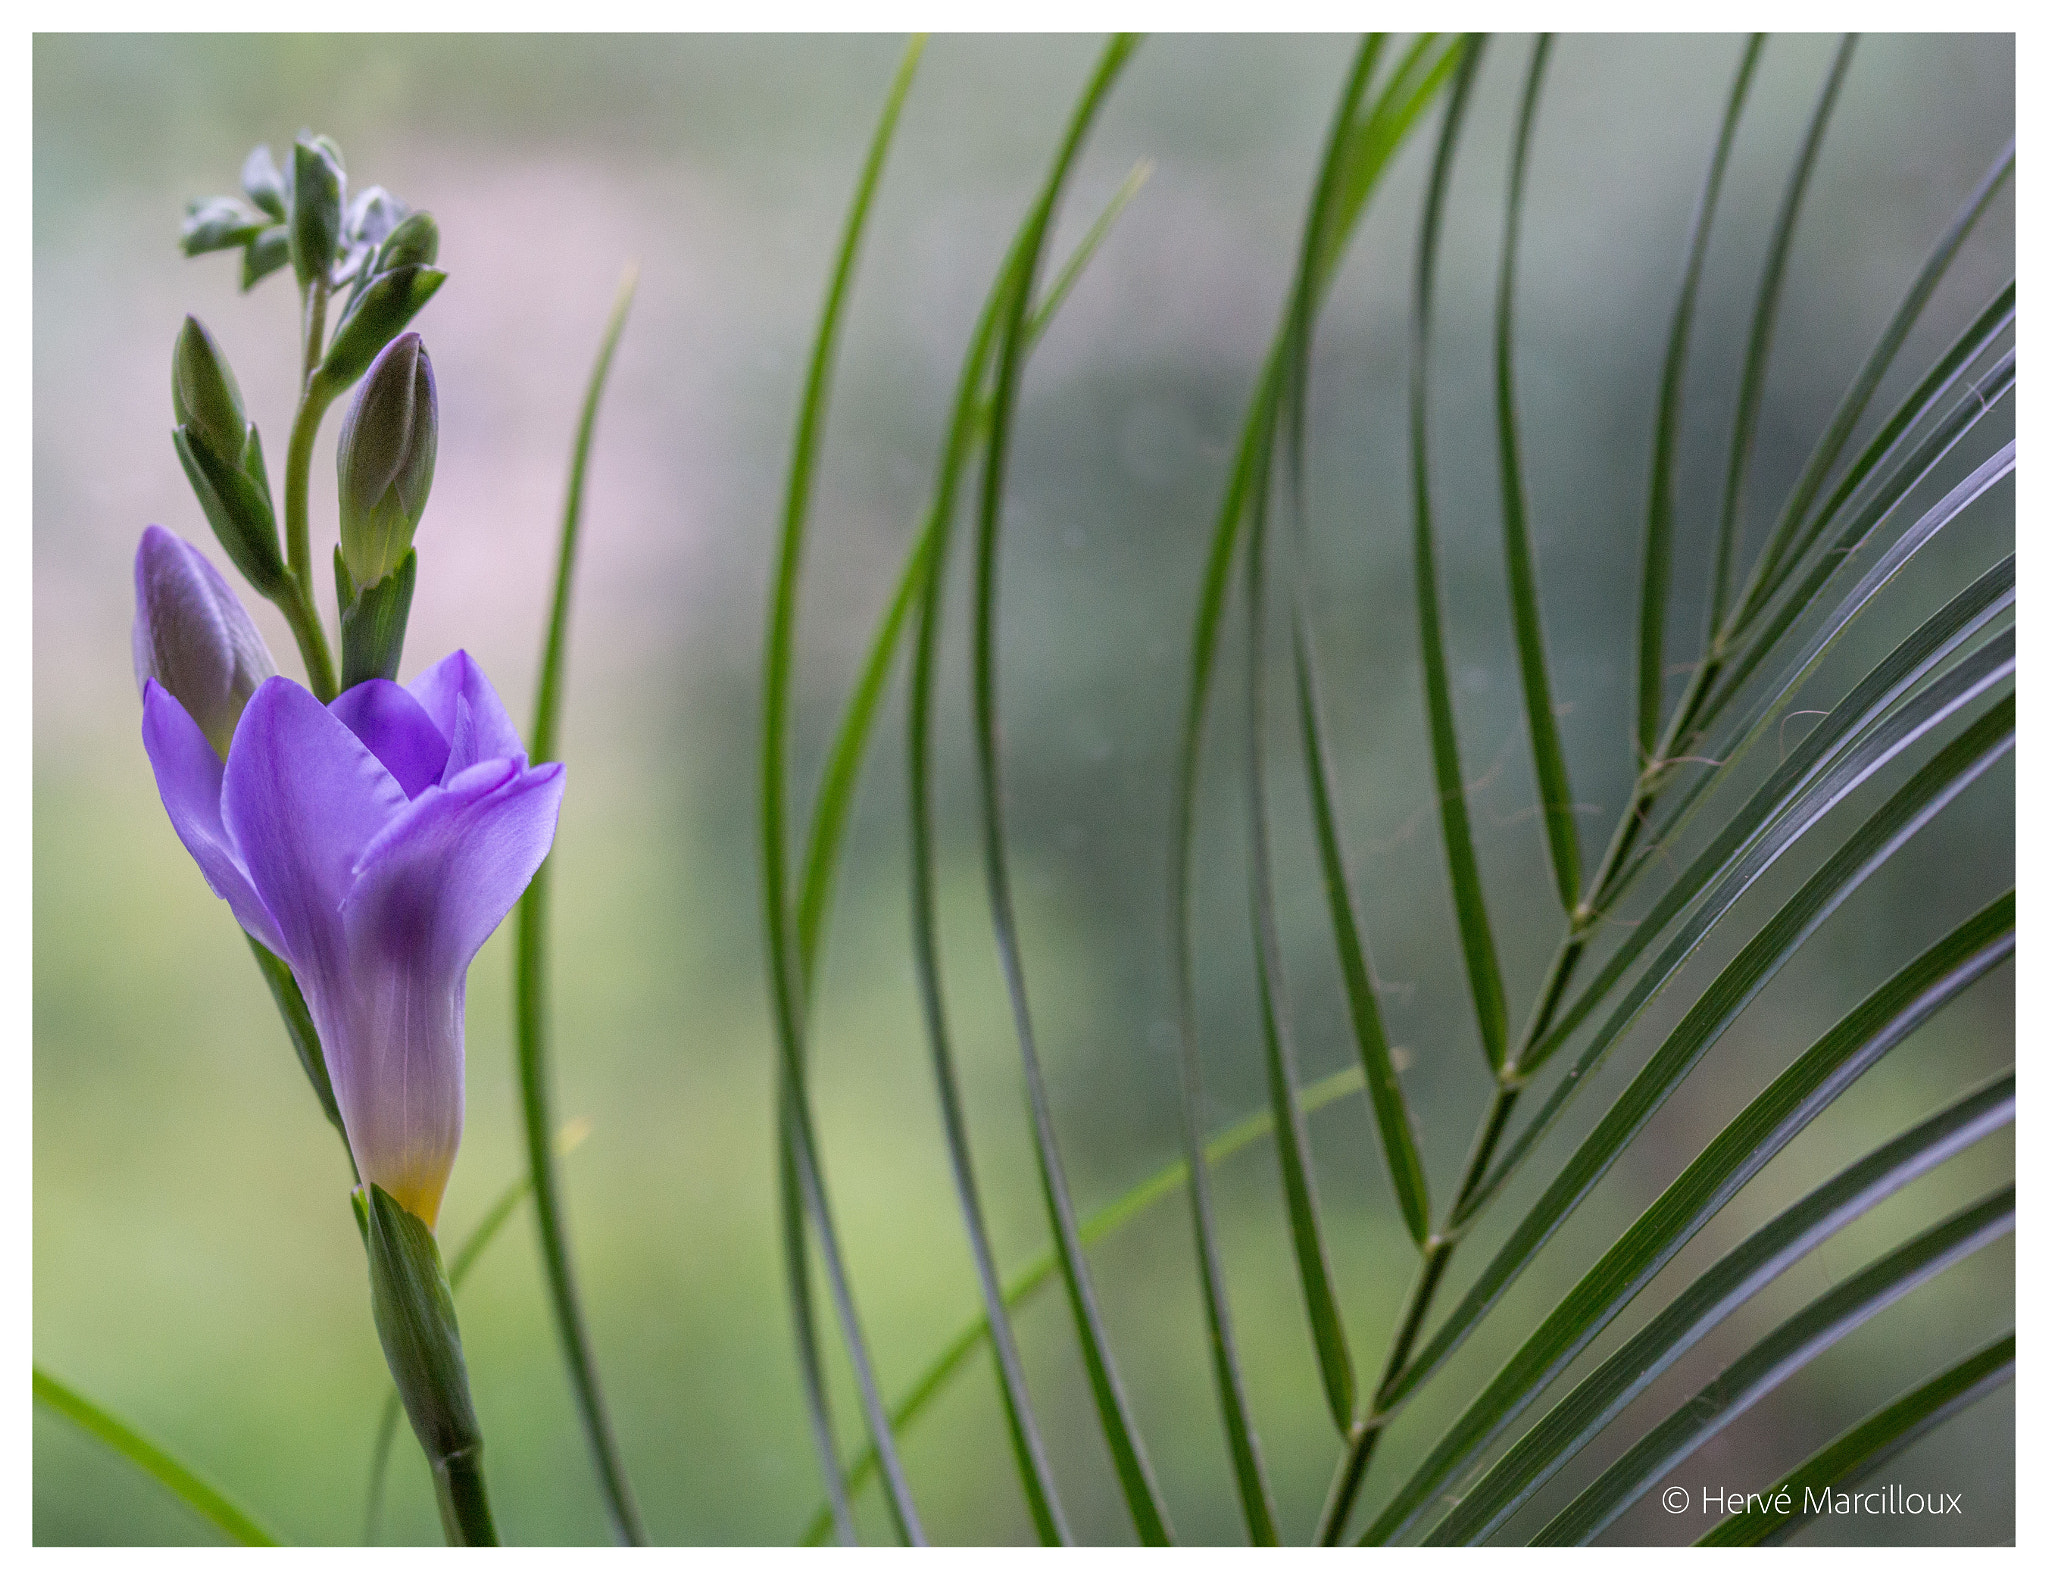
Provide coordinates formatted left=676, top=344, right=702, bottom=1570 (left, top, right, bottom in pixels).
left=221, top=676, right=410, bottom=988
left=406, top=649, right=527, bottom=779
left=140, top=679, right=285, bottom=956
left=330, top=678, right=449, bottom=798
left=343, top=757, right=566, bottom=980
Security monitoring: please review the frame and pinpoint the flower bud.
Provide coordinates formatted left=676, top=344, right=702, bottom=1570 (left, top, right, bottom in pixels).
left=241, top=144, right=287, bottom=221
left=321, top=264, right=446, bottom=388
left=172, top=315, right=247, bottom=465
left=374, top=211, right=439, bottom=274
left=338, top=333, right=437, bottom=587
left=290, top=133, right=346, bottom=287
left=132, top=526, right=277, bottom=757
left=346, top=186, right=407, bottom=253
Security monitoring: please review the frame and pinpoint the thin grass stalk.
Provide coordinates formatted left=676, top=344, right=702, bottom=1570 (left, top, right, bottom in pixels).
left=1493, top=34, right=1582, bottom=912
left=511, top=265, right=644, bottom=1544
left=968, top=35, right=1174, bottom=1544
left=1705, top=34, right=1856, bottom=635
left=1636, top=36, right=1764, bottom=765
left=760, top=38, right=930, bottom=1543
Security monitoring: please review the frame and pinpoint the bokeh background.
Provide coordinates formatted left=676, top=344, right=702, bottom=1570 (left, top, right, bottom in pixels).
left=34, top=34, right=2014, bottom=1545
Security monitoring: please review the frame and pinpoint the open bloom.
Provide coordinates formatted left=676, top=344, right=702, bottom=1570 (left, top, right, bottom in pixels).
left=142, top=648, right=563, bottom=1226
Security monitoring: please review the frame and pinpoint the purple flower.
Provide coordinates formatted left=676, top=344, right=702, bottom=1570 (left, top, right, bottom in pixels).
left=142, top=647, right=563, bottom=1226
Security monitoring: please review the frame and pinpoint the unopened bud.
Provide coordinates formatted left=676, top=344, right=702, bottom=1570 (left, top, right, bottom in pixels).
left=172, top=315, right=248, bottom=465
left=374, top=211, right=439, bottom=274
left=132, top=526, right=277, bottom=757
left=290, top=133, right=346, bottom=287
left=338, top=333, right=437, bottom=587
left=242, top=227, right=291, bottom=292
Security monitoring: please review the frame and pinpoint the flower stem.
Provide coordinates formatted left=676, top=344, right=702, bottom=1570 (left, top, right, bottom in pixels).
left=279, top=277, right=340, bottom=700
left=432, top=1445, right=499, bottom=1546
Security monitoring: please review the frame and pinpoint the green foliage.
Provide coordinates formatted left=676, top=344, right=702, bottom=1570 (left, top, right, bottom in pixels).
left=766, top=30, right=2012, bottom=1546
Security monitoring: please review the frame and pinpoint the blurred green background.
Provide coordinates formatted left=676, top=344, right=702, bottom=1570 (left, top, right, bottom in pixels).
left=34, top=34, right=2013, bottom=1545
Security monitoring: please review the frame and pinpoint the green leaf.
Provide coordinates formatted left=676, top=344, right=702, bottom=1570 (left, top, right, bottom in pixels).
left=1368, top=1070, right=2014, bottom=1544
left=759, top=36, right=929, bottom=1546
left=903, top=219, right=1070, bottom=1549
left=1387, top=696, right=2015, bottom=1413
left=798, top=1065, right=1367, bottom=1544
left=512, top=263, right=645, bottom=1546
left=969, top=35, right=1172, bottom=1545
left=1615, top=431, right=2014, bottom=914
left=1697, top=1332, right=2014, bottom=1545
left=34, top=1366, right=279, bottom=1545
left=1493, top=35, right=1582, bottom=911
left=1247, top=476, right=1355, bottom=1433
left=1636, top=37, right=1763, bottom=763
left=1293, top=610, right=1430, bottom=1246
left=1531, top=1186, right=2013, bottom=1546
left=1532, top=547, right=2016, bottom=1080
left=1706, top=36, right=1855, bottom=633
left=1403, top=889, right=2010, bottom=1542
left=1733, top=140, right=2014, bottom=633
left=1410, top=38, right=1511, bottom=1071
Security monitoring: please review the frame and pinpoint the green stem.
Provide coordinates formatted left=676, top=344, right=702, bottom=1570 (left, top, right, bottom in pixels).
left=275, top=568, right=337, bottom=703
left=431, top=1445, right=498, bottom=1546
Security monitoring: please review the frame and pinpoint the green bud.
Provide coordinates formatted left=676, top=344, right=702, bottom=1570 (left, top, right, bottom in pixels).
left=321, top=264, right=446, bottom=388
left=375, top=210, right=439, bottom=274
left=337, top=332, right=437, bottom=588
left=171, top=315, right=247, bottom=465
left=132, top=525, right=277, bottom=757
left=289, top=133, right=346, bottom=286
left=181, top=195, right=266, bottom=258
left=346, top=185, right=407, bottom=252
left=241, top=144, right=287, bottom=221
left=173, top=427, right=287, bottom=597
left=241, top=226, right=291, bottom=292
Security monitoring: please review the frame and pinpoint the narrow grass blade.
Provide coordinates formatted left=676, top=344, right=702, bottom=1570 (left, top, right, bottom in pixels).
left=1294, top=609, right=1430, bottom=1245
left=513, top=261, right=646, bottom=1546
left=34, top=1367, right=279, bottom=1545
left=1410, top=39, right=1511, bottom=1070
left=1367, top=1070, right=2014, bottom=1544
left=365, top=1122, right=591, bottom=1542
left=1697, top=1332, right=2015, bottom=1545
left=1534, top=556, right=2016, bottom=1077
left=970, top=35, right=1174, bottom=1544
left=1637, top=36, right=1763, bottom=764
left=1246, top=480, right=1355, bottom=1433
left=1694, top=373, right=2014, bottom=759
left=1614, top=433, right=2015, bottom=915
left=1706, top=35, right=1856, bottom=635
left=1494, top=35, right=1581, bottom=910
left=799, top=1065, right=1368, bottom=1542
left=795, top=156, right=1157, bottom=989
left=1533, top=1186, right=2013, bottom=1546
left=1399, top=892, right=2010, bottom=1546
left=1734, top=141, right=2014, bottom=632
left=902, top=242, right=1071, bottom=1544
left=1387, top=697, right=2016, bottom=1412
left=760, top=37, right=929, bottom=1544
